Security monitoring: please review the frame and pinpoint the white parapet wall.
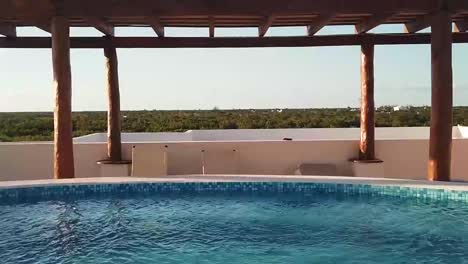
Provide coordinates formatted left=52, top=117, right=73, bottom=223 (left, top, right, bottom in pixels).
left=1, top=126, right=468, bottom=182
left=74, top=126, right=466, bottom=143
left=74, top=131, right=194, bottom=143
left=188, top=127, right=439, bottom=141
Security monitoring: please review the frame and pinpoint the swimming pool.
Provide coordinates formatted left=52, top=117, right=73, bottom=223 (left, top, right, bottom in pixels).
left=1, top=180, right=467, bottom=263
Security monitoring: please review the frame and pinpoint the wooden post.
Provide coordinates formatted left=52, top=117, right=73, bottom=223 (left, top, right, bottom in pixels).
left=104, top=46, right=122, bottom=161
left=428, top=10, right=453, bottom=181
left=52, top=15, right=74, bottom=179
left=359, top=41, right=375, bottom=160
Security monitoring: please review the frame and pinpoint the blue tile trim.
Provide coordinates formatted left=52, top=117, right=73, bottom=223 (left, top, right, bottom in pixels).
left=0, top=182, right=468, bottom=203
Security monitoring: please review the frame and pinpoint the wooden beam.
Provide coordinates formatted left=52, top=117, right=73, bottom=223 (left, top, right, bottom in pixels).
left=307, top=13, right=336, bottom=36
left=428, top=10, right=453, bottom=182
left=12, top=0, right=52, bottom=32
left=104, top=46, right=122, bottom=161
left=1, top=33, right=468, bottom=48
left=147, top=16, right=165, bottom=37
left=209, top=17, right=215, bottom=38
left=51, top=15, right=74, bottom=179
left=405, top=13, right=433, bottom=33
left=359, top=41, right=375, bottom=160
left=355, top=13, right=395, bottom=34
left=35, top=22, right=51, bottom=33
left=0, top=23, right=16, bottom=37
left=258, top=15, right=275, bottom=37
left=449, top=0, right=468, bottom=13
left=4, top=1, right=468, bottom=28
left=86, top=17, right=114, bottom=36
left=454, top=19, right=468, bottom=32
left=7, top=0, right=449, bottom=18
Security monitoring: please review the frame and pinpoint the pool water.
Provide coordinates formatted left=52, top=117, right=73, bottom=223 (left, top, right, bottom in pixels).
left=0, top=191, right=467, bottom=263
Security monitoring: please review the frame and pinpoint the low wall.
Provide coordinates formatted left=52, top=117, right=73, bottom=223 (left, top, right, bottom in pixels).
left=74, top=126, right=467, bottom=143
left=0, top=143, right=109, bottom=181
left=189, top=127, right=445, bottom=141
left=1, top=138, right=468, bottom=181
left=74, top=132, right=193, bottom=143
left=128, top=140, right=358, bottom=176
left=0, top=143, right=54, bottom=181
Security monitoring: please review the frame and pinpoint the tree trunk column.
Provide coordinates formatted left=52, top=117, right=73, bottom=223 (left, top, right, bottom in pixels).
left=52, top=15, right=74, bottom=179
left=104, top=46, right=122, bottom=161
left=428, top=10, right=453, bottom=181
left=359, top=41, right=375, bottom=160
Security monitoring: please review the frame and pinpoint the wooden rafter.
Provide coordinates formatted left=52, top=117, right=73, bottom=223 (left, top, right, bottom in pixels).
left=86, top=17, right=114, bottom=36
left=355, top=13, right=395, bottom=34
left=307, top=13, right=336, bottom=36
left=454, top=19, right=468, bottom=32
left=12, top=0, right=52, bottom=33
left=1, top=33, right=468, bottom=48
left=147, top=16, right=165, bottom=37
left=209, top=16, right=215, bottom=37
left=404, top=13, right=433, bottom=33
left=0, top=23, right=16, bottom=37
left=4, top=0, right=464, bottom=18
left=258, top=15, right=274, bottom=37
left=1, top=1, right=467, bottom=33
left=36, top=23, right=51, bottom=33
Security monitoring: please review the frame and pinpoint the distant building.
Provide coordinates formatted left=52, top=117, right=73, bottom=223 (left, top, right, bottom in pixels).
left=393, top=105, right=410, bottom=111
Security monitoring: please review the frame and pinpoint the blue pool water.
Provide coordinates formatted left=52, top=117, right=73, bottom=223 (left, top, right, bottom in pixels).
left=0, top=184, right=468, bottom=263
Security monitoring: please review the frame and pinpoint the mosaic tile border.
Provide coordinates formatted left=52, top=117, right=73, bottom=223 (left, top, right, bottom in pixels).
left=1, top=182, right=468, bottom=203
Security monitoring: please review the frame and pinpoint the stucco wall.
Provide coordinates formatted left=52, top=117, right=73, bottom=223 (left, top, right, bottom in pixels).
left=0, top=143, right=54, bottom=181
left=74, top=127, right=466, bottom=143
left=457, top=126, right=468, bottom=138
left=0, top=143, right=109, bottom=181
left=452, top=139, right=468, bottom=182
left=129, top=140, right=358, bottom=176
left=189, top=127, right=443, bottom=141
left=1, top=137, right=467, bottom=182
left=75, top=132, right=193, bottom=143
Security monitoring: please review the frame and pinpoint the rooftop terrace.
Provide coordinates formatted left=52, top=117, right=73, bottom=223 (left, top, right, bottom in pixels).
left=0, top=0, right=466, bottom=182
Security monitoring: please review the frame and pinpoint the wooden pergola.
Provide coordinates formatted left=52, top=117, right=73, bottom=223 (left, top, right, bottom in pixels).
left=2, top=0, right=468, bottom=181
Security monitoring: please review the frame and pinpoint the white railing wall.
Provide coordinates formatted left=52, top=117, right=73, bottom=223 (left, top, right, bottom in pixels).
left=1, top=138, right=468, bottom=181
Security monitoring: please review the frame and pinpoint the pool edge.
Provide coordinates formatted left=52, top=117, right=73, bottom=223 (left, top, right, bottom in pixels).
left=1, top=175, right=468, bottom=191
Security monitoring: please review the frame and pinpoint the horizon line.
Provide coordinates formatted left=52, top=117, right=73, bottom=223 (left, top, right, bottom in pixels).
left=2, top=105, right=468, bottom=113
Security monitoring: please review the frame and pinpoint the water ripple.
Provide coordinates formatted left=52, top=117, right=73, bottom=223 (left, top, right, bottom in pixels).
left=0, top=193, right=467, bottom=263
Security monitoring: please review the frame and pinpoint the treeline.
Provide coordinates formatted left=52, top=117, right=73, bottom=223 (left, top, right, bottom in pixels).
left=1, top=106, right=468, bottom=142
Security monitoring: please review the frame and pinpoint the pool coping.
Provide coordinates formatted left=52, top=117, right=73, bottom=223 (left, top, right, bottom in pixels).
left=1, top=175, right=468, bottom=191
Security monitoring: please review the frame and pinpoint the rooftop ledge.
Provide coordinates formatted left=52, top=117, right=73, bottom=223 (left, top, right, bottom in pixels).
left=350, top=159, right=384, bottom=163
left=96, top=160, right=132, bottom=165
left=1, top=175, right=468, bottom=192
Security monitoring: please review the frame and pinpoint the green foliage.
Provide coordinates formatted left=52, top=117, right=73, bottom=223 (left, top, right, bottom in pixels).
left=0, top=106, right=467, bottom=142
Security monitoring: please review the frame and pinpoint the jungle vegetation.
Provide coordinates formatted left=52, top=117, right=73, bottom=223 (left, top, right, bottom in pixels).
left=1, top=106, right=468, bottom=142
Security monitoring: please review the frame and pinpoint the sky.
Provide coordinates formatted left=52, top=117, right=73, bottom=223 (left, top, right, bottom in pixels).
left=0, top=24, right=467, bottom=112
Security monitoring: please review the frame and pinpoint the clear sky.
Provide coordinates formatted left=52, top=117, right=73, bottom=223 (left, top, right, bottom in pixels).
left=0, top=24, right=467, bottom=112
